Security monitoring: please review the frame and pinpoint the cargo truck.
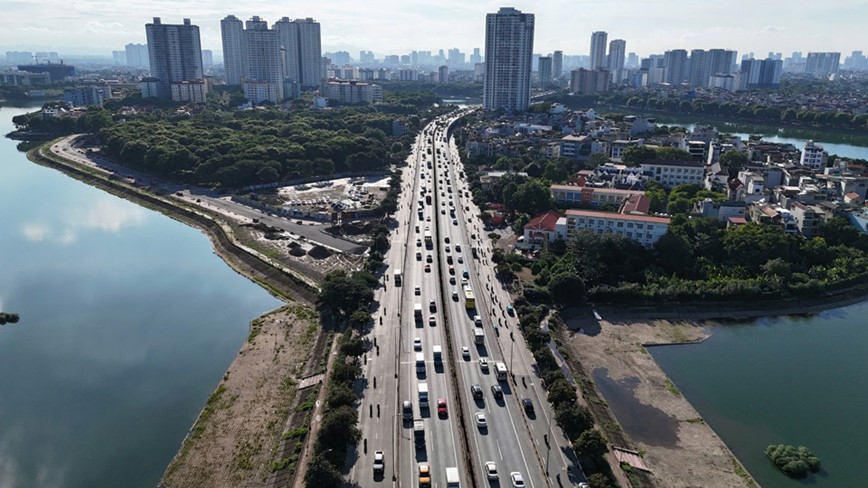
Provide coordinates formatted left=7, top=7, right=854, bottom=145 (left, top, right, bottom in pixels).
left=393, top=269, right=401, bottom=286
left=414, top=303, right=423, bottom=322
left=474, top=327, right=485, bottom=345
left=432, top=345, right=442, bottom=363
left=415, top=352, right=425, bottom=373
left=413, top=420, right=425, bottom=448
left=445, top=466, right=460, bottom=487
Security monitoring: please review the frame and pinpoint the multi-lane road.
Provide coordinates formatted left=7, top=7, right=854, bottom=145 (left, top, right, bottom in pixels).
left=350, top=110, right=584, bottom=488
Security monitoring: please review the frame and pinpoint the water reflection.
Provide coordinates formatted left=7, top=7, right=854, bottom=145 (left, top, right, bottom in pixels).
left=19, top=197, right=148, bottom=245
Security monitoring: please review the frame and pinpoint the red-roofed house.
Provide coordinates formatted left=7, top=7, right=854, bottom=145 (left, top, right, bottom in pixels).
left=844, top=192, right=864, bottom=206
left=523, top=210, right=564, bottom=249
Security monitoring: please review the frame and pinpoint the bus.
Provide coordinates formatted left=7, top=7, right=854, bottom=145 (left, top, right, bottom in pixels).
left=463, top=286, right=475, bottom=309
left=424, top=231, right=433, bottom=248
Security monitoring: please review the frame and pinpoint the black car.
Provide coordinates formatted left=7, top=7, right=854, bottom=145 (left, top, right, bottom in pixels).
left=471, top=384, right=483, bottom=400
left=491, top=385, right=503, bottom=399
left=522, top=398, right=534, bottom=414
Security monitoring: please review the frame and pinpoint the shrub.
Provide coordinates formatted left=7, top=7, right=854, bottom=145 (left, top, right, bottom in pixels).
left=765, top=444, right=821, bottom=479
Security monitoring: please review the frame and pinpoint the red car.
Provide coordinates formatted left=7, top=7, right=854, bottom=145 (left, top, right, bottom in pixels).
left=437, top=398, right=447, bottom=417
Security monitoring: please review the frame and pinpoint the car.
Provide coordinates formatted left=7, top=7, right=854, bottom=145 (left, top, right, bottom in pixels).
left=444, top=245, right=450, bottom=253
left=446, top=255, right=453, bottom=265
left=373, top=451, right=385, bottom=475
left=471, top=233, right=476, bottom=239
left=441, top=209, right=445, bottom=214
left=426, top=216, right=431, bottom=221
left=416, top=239, right=422, bottom=247
left=444, top=236, right=450, bottom=244
left=414, top=337, right=422, bottom=350
left=402, top=400, right=413, bottom=420
left=471, top=384, right=483, bottom=399
left=448, top=267, right=455, bottom=275
left=510, top=472, right=525, bottom=488
left=437, top=398, right=447, bottom=416
left=424, top=264, right=431, bottom=272
left=414, top=286, right=421, bottom=295
left=522, top=398, right=534, bottom=414
left=449, top=276, right=456, bottom=284
left=479, top=358, right=489, bottom=372
left=457, top=256, right=464, bottom=263
left=491, top=385, right=503, bottom=399
left=452, top=290, right=459, bottom=301
left=428, top=315, right=436, bottom=326
left=429, top=300, right=436, bottom=312
left=419, top=464, right=431, bottom=487
left=415, top=225, right=420, bottom=233
left=485, top=461, right=499, bottom=480
left=462, top=346, right=470, bottom=359
left=455, top=244, right=462, bottom=252
left=452, top=219, right=458, bottom=225
left=578, top=484, right=590, bottom=488
left=416, top=252, right=422, bottom=261
left=426, top=254, right=433, bottom=263
left=461, top=277, right=468, bottom=286
left=507, top=304, right=515, bottom=316
left=475, top=412, right=487, bottom=428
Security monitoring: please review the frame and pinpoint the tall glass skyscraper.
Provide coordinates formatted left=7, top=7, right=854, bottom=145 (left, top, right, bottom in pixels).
left=145, top=17, right=203, bottom=99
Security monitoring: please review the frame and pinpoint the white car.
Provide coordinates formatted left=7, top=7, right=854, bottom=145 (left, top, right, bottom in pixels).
left=479, top=358, right=489, bottom=372
left=485, top=461, right=498, bottom=480
left=475, top=412, right=487, bottom=428
left=413, top=337, right=422, bottom=350
left=510, top=472, right=525, bottom=488
left=452, top=290, right=459, bottom=300
left=462, top=346, right=470, bottom=359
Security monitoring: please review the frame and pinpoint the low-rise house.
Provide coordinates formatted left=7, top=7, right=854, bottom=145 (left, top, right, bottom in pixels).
left=696, top=199, right=747, bottom=222
left=789, top=201, right=823, bottom=238
left=522, top=210, right=564, bottom=250
left=551, top=184, right=645, bottom=209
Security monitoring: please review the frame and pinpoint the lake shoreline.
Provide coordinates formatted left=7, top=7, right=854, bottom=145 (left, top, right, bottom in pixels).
left=26, top=138, right=332, bottom=487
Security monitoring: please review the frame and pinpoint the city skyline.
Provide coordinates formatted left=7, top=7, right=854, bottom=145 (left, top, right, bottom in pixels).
left=1, top=0, right=866, bottom=59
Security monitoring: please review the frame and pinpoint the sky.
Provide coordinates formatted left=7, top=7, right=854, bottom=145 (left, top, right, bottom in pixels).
left=1, top=0, right=866, bottom=59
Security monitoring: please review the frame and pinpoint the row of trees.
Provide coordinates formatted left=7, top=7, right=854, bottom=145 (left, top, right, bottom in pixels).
left=12, top=106, right=114, bottom=135
left=603, top=92, right=868, bottom=131
left=521, top=215, right=868, bottom=306
left=511, top=302, right=617, bottom=486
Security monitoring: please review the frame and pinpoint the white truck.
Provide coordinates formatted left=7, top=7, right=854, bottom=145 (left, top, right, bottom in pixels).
left=445, top=466, right=460, bottom=487
left=414, top=303, right=423, bottom=322
left=394, top=269, right=402, bottom=286
left=432, top=345, right=442, bottom=363
left=415, top=352, right=425, bottom=373
left=474, top=327, right=485, bottom=345
left=418, top=382, right=429, bottom=408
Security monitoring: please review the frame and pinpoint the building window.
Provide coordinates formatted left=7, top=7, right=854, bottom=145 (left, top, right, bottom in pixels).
left=617, top=221, right=624, bottom=227
left=627, top=223, right=634, bottom=228
left=637, top=224, right=644, bottom=229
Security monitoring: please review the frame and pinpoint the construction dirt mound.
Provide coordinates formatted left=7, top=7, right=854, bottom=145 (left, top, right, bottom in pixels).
left=307, top=246, right=332, bottom=260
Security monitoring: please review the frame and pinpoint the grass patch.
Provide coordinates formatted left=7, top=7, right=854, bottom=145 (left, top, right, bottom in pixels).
left=282, top=426, right=308, bottom=440
left=669, top=325, right=691, bottom=343
left=191, top=385, right=227, bottom=439
left=685, top=417, right=705, bottom=424
left=236, top=439, right=262, bottom=470
left=664, top=379, right=682, bottom=397
left=248, top=318, right=264, bottom=342
left=732, top=457, right=759, bottom=488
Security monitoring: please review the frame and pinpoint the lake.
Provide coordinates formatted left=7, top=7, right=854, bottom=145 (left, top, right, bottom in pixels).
left=0, top=105, right=282, bottom=488
left=651, top=301, right=868, bottom=487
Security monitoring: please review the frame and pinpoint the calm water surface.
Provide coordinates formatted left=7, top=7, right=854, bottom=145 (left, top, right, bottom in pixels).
left=651, top=301, right=868, bottom=488
left=0, top=105, right=282, bottom=487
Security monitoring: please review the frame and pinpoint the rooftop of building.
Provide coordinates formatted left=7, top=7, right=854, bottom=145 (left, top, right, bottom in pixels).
left=524, top=210, right=563, bottom=232
left=565, top=208, right=671, bottom=224
left=640, top=159, right=704, bottom=168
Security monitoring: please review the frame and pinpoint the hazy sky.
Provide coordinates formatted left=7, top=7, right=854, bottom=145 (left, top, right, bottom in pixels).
left=1, top=0, right=865, bottom=58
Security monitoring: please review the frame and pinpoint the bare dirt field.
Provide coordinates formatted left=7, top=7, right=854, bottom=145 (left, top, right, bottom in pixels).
left=160, top=303, right=320, bottom=488
left=561, top=308, right=757, bottom=488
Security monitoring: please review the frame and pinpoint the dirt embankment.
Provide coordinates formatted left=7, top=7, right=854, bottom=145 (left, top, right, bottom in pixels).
left=160, top=303, right=320, bottom=488
left=560, top=309, right=758, bottom=488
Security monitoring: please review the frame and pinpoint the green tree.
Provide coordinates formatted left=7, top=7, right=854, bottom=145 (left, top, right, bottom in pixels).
left=554, top=402, right=593, bottom=438
left=720, top=150, right=750, bottom=177
left=319, top=270, right=375, bottom=317
left=655, top=147, right=693, bottom=161
left=547, top=378, right=578, bottom=406
left=655, top=232, right=694, bottom=275
left=621, top=145, right=657, bottom=166
left=548, top=273, right=585, bottom=305
left=304, top=454, right=343, bottom=488
left=512, top=180, right=554, bottom=215
left=574, top=428, right=609, bottom=460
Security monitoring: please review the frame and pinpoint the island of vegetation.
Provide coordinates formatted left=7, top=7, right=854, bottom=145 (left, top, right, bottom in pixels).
left=765, top=444, right=821, bottom=479
left=0, top=312, right=20, bottom=325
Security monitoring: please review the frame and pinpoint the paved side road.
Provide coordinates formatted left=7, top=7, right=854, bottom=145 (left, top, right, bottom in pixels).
left=50, top=135, right=366, bottom=254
